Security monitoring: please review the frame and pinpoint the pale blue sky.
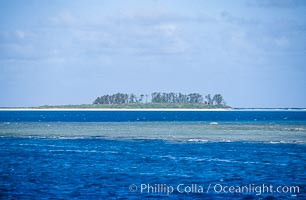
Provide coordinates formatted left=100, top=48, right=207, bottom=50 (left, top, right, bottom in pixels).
left=0, top=0, right=305, bottom=107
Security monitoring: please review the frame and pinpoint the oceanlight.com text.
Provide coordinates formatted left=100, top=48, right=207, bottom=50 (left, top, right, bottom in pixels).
left=129, top=183, right=300, bottom=196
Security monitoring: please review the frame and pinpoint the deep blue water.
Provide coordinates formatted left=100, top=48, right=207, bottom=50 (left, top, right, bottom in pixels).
left=0, top=110, right=305, bottom=199
left=0, top=110, right=306, bottom=122
left=0, top=138, right=305, bottom=199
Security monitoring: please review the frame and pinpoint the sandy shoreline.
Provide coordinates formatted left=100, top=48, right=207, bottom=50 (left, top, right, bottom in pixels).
left=0, top=108, right=232, bottom=111
left=0, top=108, right=305, bottom=111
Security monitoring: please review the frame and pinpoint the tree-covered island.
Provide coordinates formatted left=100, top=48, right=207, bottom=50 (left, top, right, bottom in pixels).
left=36, top=92, right=230, bottom=109
left=90, top=92, right=229, bottom=109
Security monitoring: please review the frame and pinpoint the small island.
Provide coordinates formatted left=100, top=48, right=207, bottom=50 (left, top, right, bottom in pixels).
left=37, top=92, right=231, bottom=109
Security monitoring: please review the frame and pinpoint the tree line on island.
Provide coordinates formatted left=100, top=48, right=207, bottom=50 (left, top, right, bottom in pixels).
left=93, top=92, right=226, bottom=106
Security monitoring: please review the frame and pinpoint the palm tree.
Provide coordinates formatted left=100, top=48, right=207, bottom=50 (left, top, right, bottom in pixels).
left=213, top=94, right=224, bottom=106
left=205, top=94, right=213, bottom=105
left=145, top=94, right=148, bottom=103
left=139, top=94, right=144, bottom=103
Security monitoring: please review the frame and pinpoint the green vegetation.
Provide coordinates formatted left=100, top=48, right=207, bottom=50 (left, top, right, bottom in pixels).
left=93, top=92, right=227, bottom=106
left=37, top=103, right=230, bottom=109
left=33, top=92, right=230, bottom=109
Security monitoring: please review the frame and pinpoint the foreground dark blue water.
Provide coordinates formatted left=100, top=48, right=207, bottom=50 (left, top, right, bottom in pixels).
left=0, top=138, right=305, bottom=199
left=0, top=110, right=305, bottom=199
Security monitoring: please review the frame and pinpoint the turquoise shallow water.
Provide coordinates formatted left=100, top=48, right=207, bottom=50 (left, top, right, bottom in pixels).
left=0, top=121, right=305, bottom=143
left=0, top=111, right=305, bottom=199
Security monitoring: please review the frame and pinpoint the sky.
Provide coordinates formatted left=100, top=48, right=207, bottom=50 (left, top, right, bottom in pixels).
left=0, top=0, right=306, bottom=108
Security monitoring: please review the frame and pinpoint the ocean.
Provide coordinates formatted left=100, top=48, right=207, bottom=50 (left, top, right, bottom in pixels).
left=0, top=110, right=305, bottom=199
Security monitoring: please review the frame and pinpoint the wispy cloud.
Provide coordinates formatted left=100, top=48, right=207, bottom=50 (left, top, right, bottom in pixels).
left=1, top=10, right=195, bottom=60
left=247, top=0, right=306, bottom=8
